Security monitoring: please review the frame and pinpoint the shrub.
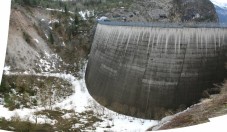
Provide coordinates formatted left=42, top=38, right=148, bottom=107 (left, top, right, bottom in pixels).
left=0, top=117, right=53, bottom=131
left=14, top=0, right=39, bottom=6
left=23, top=31, right=31, bottom=44
left=49, top=31, right=54, bottom=44
left=0, top=75, right=9, bottom=93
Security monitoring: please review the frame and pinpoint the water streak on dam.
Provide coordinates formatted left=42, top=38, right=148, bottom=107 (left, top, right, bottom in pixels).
left=85, top=22, right=227, bottom=119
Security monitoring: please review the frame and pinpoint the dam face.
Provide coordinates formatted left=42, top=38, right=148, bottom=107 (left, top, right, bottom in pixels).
left=86, top=23, right=227, bottom=119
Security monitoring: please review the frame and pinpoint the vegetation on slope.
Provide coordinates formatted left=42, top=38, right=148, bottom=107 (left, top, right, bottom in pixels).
left=2, top=0, right=223, bottom=131
left=148, top=81, right=227, bottom=130
left=0, top=75, right=72, bottom=110
left=0, top=109, right=103, bottom=131
left=171, top=0, right=218, bottom=22
left=8, top=0, right=218, bottom=75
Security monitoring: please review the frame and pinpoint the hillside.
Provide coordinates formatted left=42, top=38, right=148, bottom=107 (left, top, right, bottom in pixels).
left=0, top=0, right=225, bottom=131
left=102, top=0, right=218, bottom=22
left=150, top=81, right=227, bottom=130
left=6, top=3, right=92, bottom=76
left=1, top=1, right=160, bottom=131
left=7, top=6, right=61, bottom=72
left=5, top=0, right=218, bottom=73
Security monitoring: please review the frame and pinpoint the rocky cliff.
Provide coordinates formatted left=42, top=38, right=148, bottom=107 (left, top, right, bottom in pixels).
left=5, top=3, right=91, bottom=75
left=103, top=0, right=218, bottom=23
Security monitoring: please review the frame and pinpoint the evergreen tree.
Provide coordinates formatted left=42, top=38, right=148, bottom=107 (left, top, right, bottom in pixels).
left=23, top=0, right=31, bottom=5
left=0, top=75, right=8, bottom=93
left=64, top=4, right=68, bottom=15
left=49, top=32, right=54, bottom=44
left=74, top=14, right=79, bottom=26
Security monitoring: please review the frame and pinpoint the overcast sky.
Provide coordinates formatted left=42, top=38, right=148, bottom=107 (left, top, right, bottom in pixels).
left=210, top=0, right=227, bottom=4
left=210, top=0, right=227, bottom=8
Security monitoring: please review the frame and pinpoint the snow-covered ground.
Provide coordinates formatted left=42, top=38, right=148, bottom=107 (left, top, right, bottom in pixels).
left=0, top=130, right=12, bottom=132
left=46, top=7, right=95, bottom=21
left=79, top=10, right=94, bottom=20
left=2, top=67, right=227, bottom=132
left=0, top=66, right=158, bottom=131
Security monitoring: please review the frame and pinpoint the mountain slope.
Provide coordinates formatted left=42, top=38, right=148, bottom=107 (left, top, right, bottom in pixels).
left=6, top=6, right=63, bottom=72
left=6, top=4, right=92, bottom=75
left=1, top=0, right=223, bottom=131
left=214, top=5, right=227, bottom=24
left=102, top=0, right=218, bottom=22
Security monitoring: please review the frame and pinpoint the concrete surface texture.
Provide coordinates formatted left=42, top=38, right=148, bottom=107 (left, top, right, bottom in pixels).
left=85, top=23, right=227, bottom=119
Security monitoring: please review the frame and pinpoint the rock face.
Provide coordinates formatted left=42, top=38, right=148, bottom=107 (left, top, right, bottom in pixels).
left=86, top=23, right=227, bottom=119
left=104, top=0, right=218, bottom=23
left=6, top=7, right=61, bottom=72
left=172, top=0, right=218, bottom=22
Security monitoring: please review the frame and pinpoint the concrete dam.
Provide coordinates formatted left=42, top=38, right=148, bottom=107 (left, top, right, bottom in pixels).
left=85, top=22, right=227, bottom=119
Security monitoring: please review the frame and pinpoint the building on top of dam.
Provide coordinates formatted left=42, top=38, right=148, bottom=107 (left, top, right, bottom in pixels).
left=85, top=22, right=227, bottom=119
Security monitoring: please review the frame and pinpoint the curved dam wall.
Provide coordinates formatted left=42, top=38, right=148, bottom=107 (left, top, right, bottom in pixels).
left=86, top=23, right=227, bottom=119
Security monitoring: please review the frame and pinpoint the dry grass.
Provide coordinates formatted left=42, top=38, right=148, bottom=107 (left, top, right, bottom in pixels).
left=1, top=75, right=73, bottom=110
left=0, top=116, right=53, bottom=132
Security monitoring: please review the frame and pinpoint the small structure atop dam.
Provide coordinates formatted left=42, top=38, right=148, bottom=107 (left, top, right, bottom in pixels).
left=85, top=22, right=227, bottom=119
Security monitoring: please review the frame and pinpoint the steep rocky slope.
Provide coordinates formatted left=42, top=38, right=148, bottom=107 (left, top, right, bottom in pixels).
left=5, top=0, right=219, bottom=73
left=0, top=0, right=223, bottom=131
left=104, top=0, right=173, bottom=22
left=103, top=0, right=218, bottom=22
left=6, top=4, right=91, bottom=75
left=6, top=6, right=63, bottom=72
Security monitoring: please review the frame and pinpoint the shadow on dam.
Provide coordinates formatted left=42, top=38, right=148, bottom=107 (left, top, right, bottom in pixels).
left=85, top=22, right=227, bottom=119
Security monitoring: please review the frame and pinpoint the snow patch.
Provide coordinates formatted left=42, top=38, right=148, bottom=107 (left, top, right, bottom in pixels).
left=70, top=17, right=74, bottom=22
left=79, top=10, right=94, bottom=20
left=0, top=66, right=158, bottom=131
left=3, top=66, right=10, bottom=72
left=49, top=26, right=53, bottom=30
left=48, top=19, right=59, bottom=25
left=46, top=8, right=64, bottom=12
left=37, top=51, right=64, bottom=72
left=62, top=41, right=65, bottom=46
left=33, top=38, right=39, bottom=43
left=45, top=33, right=49, bottom=39
left=46, top=8, right=75, bottom=15
left=0, top=98, right=3, bottom=105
